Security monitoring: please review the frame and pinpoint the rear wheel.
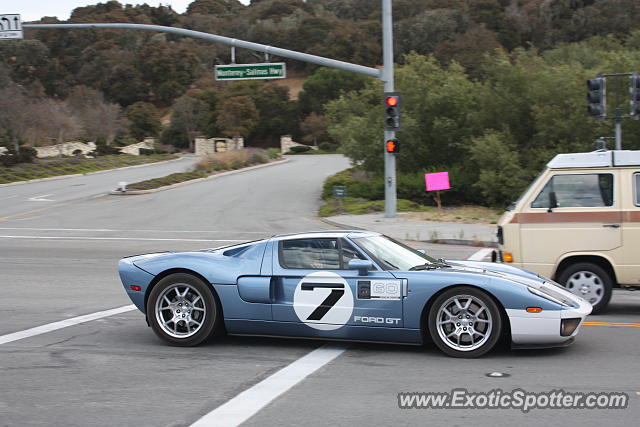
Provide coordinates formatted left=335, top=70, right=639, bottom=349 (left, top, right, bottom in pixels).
left=428, top=286, right=502, bottom=358
left=557, top=262, right=612, bottom=314
left=147, top=273, right=219, bottom=346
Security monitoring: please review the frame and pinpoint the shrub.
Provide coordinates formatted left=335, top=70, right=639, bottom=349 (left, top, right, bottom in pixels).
left=195, top=149, right=272, bottom=173
left=139, top=148, right=155, bottom=156
left=95, top=141, right=122, bottom=156
left=318, top=142, right=337, bottom=152
left=289, top=145, right=311, bottom=153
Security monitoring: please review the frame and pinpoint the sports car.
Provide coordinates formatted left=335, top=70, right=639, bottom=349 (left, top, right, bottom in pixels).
left=118, top=230, right=591, bottom=357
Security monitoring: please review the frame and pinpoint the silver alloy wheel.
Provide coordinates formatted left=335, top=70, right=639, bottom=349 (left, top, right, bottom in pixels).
left=155, top=283, right=206, bottom=339
left=564, top=270, right=604, bottom=305
left=435, top=294, right=493, bottom=352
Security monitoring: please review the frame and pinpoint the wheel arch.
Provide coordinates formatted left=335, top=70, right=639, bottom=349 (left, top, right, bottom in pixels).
left=144, top=268, right=223, bottom=318
left=553, top=254, right=618, bottom=286
left=419, top=284, right=511, bottom=345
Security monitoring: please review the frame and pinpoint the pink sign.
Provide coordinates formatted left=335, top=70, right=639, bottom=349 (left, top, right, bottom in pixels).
left=425, top=172, right=450, bottom=191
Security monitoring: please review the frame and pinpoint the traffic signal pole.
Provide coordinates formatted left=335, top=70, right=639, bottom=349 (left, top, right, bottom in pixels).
left=23, top=0, right=399, bottom=217
left=381, top=0, right=397, bottom=218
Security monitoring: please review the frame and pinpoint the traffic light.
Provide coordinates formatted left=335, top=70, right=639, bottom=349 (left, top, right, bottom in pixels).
left=383, top=92, right=401, bottom=131
left=385, top=138, right=399, bottom=154
left=587, top=77, right=606, bottom=118
left=630, top=75, right=640, bottom=117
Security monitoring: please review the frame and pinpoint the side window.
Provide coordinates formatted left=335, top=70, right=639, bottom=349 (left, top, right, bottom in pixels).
left=340, top=239, right=367, bottom=266
left=635, top=173, right=640, bottom=206
left=280, top=238, right=340, bottom=270
left=531, top=174, right=614, bottom=208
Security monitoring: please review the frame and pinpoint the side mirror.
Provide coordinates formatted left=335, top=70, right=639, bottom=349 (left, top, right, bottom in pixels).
left=548, top=191, right=558, bottom=212
left=348, top=259, right=373, bottom=276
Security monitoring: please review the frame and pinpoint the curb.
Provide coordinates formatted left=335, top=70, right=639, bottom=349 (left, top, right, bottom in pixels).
left=0, top=156, right=184, bottom=188
left=110, top=158, right=289, bottom=195
left=319, top=217, right=497, bottom=248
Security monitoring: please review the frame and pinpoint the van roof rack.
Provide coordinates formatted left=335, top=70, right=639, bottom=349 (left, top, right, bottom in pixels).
left=547, top=150, right=640, bottom=169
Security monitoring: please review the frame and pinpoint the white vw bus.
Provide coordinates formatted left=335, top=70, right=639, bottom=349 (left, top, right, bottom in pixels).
left=496, top=150, right=640, bottom=313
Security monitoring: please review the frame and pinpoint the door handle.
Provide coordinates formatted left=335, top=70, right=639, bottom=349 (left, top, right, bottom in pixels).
left=602, top=224, right=621, bottom=228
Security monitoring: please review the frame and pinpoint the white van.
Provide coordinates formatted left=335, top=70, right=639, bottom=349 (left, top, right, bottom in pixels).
left=496, top=150, right=640, bottom=313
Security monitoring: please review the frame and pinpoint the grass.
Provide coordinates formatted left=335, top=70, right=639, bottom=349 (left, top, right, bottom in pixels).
left=319, top=197, right=502, bottom=224
left=126, top=148, right=281, bottom=191
left=0, top=154, right=177, bottom=184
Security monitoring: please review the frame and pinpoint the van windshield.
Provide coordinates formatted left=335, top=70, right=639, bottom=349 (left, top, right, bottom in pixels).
left=507, top=170, right=545, bottom=210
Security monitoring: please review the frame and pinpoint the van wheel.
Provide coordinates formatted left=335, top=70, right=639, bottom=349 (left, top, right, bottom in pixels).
left=557, top=262, right=612, bottom=314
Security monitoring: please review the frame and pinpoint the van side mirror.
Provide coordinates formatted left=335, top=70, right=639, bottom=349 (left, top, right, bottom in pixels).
left=348, top=259, right=373, bottom=276
left=548, top=191, right=558, bottom=212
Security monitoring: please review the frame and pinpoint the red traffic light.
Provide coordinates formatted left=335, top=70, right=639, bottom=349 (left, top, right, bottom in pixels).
left=386, top=139, right=399, bottom=153
left=385, top=96, right=399, bottom=107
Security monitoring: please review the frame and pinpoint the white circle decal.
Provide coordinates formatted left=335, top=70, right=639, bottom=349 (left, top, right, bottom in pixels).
left=293, top=272, right=353, bottom=330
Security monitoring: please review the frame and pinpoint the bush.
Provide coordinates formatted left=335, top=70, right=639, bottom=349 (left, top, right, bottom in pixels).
left=289, top=145, right=311, bottom=153
left=138, top=148, right=155, bottom=156
left=195, top=149, right=272, bottom=173
left=95, top=141, right=122, bottom=156
left=266, top=148, right=281, bottom=159
left=0, top=145, right=36, bottom=166
left=318, top=142, right=338, bottom=152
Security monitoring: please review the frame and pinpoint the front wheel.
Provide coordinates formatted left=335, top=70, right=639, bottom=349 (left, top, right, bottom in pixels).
left=557, top=262, right=612, bottom=314
left=428, top=287, right=503, bottom=358
left=147, top=273, right=219, bottom=346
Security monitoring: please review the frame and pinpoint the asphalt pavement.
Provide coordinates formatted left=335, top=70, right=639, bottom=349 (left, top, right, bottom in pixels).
left=0, top=154, right=638, bottom=426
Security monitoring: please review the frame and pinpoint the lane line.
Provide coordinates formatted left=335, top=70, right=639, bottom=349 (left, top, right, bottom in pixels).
left=467, top=247, right=493, bottom=261
left=0, top=193, right=106, bottom=221
left=191, top=344, right=346, bottom=427
left=583, top=321, right=640, bottom=328
left=0, top=227, right=268, bottom=234
left=0, top=235, right=244, bottom=242
left=0, top=305, right=136, bottom=345
left=27, top=194, right=55, bottom=202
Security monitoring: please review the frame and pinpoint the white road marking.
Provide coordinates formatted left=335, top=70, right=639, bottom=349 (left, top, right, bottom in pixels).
left=467, top=247, right=493, bottom=261
left=0, top=305, right=136, bottom=345
left=0, top=195, right=18, bottom=201
left=27, top=194, right=55, bottom=202
left=191, top=344, right=346, bottom=427
left=0, top=235, right=244, bottom=242
left=0, top=227, right=267, bottom=234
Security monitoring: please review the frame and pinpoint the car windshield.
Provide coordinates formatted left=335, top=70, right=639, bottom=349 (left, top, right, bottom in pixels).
left=351, top=235, right=439, bottom=271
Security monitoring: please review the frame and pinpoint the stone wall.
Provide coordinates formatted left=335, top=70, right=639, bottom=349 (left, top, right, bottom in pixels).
left=35, top=141, right=97, bottom=158
left=119, top=137, right=155, bottom=155
left=194, top=136, right=244, bottom=156
left=280, top=135, right=316, bottom=153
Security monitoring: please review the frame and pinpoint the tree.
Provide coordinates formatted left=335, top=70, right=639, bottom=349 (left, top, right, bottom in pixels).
left=216, top=96, right=259, bottom=138
left=301, top=113, right=329, bottom=146
left=125, top=102, right=161, bottom=141
left=66, top=85, right=125, bottom=144
left=298, top=68, right=368, bottom=116
left=171, top=95, right=211, bottom=151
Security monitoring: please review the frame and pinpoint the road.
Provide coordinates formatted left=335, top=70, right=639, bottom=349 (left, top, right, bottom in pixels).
left=0, top=154, right=638, bottom=426
left=0, top=156, right=197, bottom=219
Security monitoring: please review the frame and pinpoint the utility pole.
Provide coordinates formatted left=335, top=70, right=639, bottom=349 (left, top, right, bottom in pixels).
left=381, top=0, right=397, bottom=218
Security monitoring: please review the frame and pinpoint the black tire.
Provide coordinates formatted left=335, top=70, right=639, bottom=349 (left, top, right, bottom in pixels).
left=147, top=273, right=220, bottom=346
left=428, top=286, right=503, bottom=358
left=557, top=262, right=612, bottom=314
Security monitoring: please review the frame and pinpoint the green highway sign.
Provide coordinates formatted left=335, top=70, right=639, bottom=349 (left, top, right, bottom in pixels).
left=215, top=62, right=286, bottom=81
left=333, top=186, right=347, bottom=198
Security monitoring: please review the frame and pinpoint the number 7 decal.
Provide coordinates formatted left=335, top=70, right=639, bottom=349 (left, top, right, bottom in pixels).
left=301, top=284, right=345, bottom=321
left=294, top=272, right=354, bottom=330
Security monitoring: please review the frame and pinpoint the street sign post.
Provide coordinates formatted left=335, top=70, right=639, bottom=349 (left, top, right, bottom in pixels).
left=0, top=14, right=22, bottom=39
left=215, top=63, right=286, bottom=81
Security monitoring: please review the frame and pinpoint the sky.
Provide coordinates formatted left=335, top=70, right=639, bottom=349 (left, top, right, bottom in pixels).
left=3, top=1, right=250, bottom=22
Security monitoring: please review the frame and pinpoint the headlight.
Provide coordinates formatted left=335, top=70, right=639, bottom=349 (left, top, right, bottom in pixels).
left=528, top=286, right=571, bottom=307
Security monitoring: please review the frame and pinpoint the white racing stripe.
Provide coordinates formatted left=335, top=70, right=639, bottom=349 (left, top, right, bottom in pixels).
left=467, top=247, right=493, bottom=261
left=190, top=344, right=346, bottom=427
left=0, top=235, right=243, bottom=242
left=0, top=305, right=136, bottom=345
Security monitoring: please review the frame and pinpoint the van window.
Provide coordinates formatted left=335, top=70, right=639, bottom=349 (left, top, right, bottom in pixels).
left=635, top=173, right=640, bottom=206
left=531, top=174, right=614, bottom=208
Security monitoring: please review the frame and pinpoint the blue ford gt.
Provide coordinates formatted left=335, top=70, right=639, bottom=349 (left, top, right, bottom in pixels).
left=118, top=231, right=591, bottom=357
